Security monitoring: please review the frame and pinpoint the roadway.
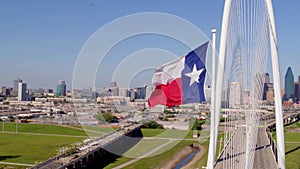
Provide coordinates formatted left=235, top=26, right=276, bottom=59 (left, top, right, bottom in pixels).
left=214, top=126, right=246, bottom=169
left=252, top=127, right=277, bottom=169
left=214, top=126, right=277, bottom=169
left=32, top=124, right=142, bottom=169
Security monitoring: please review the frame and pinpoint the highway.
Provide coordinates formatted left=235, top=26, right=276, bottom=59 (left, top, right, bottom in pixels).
left=252, top=127, right=277, bottom=169
left=32, top=124, right=142, bottom=169
left=214, top=126, right=277, bottom=169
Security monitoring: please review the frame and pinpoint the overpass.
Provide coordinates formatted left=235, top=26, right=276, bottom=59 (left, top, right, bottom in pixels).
left=31, top=124, right=143, bottom=169
left=214, top=111, right=300, bottom=168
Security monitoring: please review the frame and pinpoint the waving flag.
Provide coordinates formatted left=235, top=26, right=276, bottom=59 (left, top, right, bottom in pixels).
left=148, top=41, right=209, bottom=108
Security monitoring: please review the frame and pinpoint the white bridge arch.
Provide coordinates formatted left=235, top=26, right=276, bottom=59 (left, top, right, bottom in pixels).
left=207, top=0, right=285, bottom=169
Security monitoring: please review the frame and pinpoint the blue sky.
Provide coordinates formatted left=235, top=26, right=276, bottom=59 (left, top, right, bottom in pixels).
left=0, top=0, right=299, bottom=90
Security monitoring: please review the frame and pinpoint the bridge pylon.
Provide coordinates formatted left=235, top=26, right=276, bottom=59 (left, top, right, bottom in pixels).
left=206, top=0, right=285, bottom=169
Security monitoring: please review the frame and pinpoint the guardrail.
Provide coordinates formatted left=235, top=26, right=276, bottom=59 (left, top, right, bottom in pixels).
left=266, top=127, right=278, bottom=163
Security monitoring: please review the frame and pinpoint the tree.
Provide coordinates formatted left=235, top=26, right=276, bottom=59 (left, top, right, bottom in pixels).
left=191, top=120, right=205, bottom=130
left=8, top=115, right=15, bottom=122
left=142, top=121, right=164, bottom=129
left=95, top=113, right=118, bottom=123
left=220, top=117, right=226, bottom=122
left=3, top=102, right=9, bottom=105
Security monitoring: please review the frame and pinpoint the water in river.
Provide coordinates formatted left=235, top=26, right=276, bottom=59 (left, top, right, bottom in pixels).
left=174, top=149, right=200, bottom=169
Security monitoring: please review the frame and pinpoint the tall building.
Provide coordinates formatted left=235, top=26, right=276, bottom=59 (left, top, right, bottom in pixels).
left=57, top=80, right=66, bottom=96
left=264, top=73, right=270, bottom=83
left=134, top=87, right=147, bottom=99
left=111, top=87, right=119, bottom=96
left=119, top=88, right=130, bottom=97
left=129, top=89, right=136, bottom=100
left=13, top=78, right=22, bottom=96
left=263, top=82, right=274, bottom=101
left=145, top=86, right=153, bottom=100
left=18, top=82, right=27, bottom=101
left=284, top=67, right=294, bottom=101
left=47, top=89, right=53, bottom=93
left=110, top=82, right=117, bottom=88
left=295, top=76, right=300, bottom=100
left=295, top=82, right=300, bottom=101
left=229, top=82, right=241, bottom=108
left=2, top=87, right=13, bottom=96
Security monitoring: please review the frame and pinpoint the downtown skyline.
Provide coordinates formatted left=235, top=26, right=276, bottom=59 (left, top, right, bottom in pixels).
left=0, top=1, right=299, bottom=89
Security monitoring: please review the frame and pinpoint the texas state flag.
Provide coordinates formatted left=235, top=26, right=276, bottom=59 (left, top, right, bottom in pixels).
left=148, top=41, right=209, bottom=108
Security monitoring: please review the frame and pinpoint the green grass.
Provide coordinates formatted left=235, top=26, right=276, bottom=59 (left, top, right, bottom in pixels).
left=286, top=143, right=300, bottom=169
left=285, top=132, right=300, bottom=142
left=284, top=132, right=300, bottom=169
left=103, top=156, right=133, bottom=169
left=152, top=140, right=182, bottom=156
left=272, top=122, right=300, bottom=169
left=103, top=128, right=201, bottom=169
left=0, top=133, right=83, bottom=166
left=123, top=139, right=169, bottom=158
left=141, top=128, right=198, bottom=139
left=141, top=129, right=165, bottom=137
left=75, top=125, right=116, bottom=133
left=122, top=140, right=196, bottom=169
left=0, top=164, right=25, bottom=169
left=0, top=123, right=93, bottom=169
left=0, top=122, right=87, bottom=136
left=103, top=129, right=203, bottom=169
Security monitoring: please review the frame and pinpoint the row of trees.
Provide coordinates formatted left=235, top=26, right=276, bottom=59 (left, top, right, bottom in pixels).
left=94, top=113, right=118, bottom=123
left=142, top=121, right=164, bottom=129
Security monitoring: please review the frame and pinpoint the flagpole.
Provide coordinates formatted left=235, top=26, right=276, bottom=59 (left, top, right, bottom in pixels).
left=207, top=28, right=217, bottom=169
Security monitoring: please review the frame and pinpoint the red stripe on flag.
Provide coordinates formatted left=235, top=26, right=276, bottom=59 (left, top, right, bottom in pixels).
left=148, top=78, right=182, bottom=108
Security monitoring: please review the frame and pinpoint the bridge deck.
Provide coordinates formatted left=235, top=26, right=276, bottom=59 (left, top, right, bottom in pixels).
left=252, top=127, right=277, bottom=169
left=214, top=126, right=246, bottom=169
left=214, top=126, right=277, bottom=169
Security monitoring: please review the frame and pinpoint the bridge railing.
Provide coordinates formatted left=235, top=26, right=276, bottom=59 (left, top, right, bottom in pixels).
left=266, top=127, right=278, bottom=163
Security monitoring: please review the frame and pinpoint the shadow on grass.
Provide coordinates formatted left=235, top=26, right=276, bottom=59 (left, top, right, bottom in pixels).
left=285, top=146, right=300, bottom=155
left=0, top=155, right=21, bottom=161
left=87, top=129, right=143, bottom=168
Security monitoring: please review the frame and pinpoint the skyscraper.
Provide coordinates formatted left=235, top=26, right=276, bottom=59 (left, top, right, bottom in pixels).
left=145, top=86, right=153, bottom=100
left=294, top=82, right=300, bottom=101
left=284, top=67, right=294, bottom=101
left=262, top=72, right=274, bottom=101
left=18, top=82, right=27, bottom=101
left=110, top=82, right=117, bottom=88
left=294, top=76, right=300, bottom=101
left=57, top=80, right=66, bottom=96
left=264, top=73, right=270, bottom=83
left=229, top=82, right=241, bottom=108
left=13, top=78, right=22, bottom=96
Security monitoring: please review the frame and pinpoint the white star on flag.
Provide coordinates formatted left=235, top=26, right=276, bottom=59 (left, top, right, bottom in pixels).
left=184, top=64, right=204, bottom=86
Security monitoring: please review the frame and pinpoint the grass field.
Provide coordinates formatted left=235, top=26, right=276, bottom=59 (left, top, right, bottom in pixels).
left=0, top=122, right=87, bottom=136
left=123, top=139, right=170, bottom=158
left=0, top=133, right=83, bottom=164
left=284, top=123, right=300, bottom=169
left=123, top=140, right=196, bottom=169
left=2, top=122, right=298, bottom=169
left=130, top=125, right=300, bottom=169
left=103, top=129, right=200, bottom=169
left=141, top=128, right=200, bottom=139
left=271, top=122, right=300, bottom=169
left=0, top=122, right=114, bottom=169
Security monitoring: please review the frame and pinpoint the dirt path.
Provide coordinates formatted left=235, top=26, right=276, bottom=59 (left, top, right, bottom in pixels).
left=2, top=131, right=87, bottom=138
left=0, top=161, right=34, bottom=167
left=112, top=140, right=175, bottom=169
